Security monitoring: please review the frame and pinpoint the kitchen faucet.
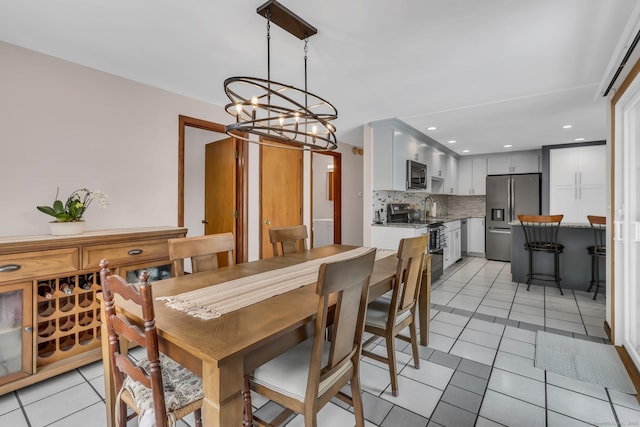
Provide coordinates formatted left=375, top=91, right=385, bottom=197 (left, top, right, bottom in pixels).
left=425, top=196, right=434, bottom=219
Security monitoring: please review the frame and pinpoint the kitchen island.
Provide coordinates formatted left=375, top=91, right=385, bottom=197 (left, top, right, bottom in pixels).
left=510, top=221, right=600, bottom=292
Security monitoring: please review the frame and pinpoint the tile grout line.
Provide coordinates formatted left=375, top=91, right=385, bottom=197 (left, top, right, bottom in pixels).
left=14, top=390, right=32, bottom=427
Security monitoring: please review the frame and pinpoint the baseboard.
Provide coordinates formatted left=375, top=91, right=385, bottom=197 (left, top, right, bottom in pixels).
left=615, top=345, right=640, bottom=403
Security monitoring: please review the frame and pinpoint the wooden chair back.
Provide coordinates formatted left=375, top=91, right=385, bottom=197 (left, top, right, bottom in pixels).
left=269, top=225, right=308, bottom=256
left=587, top=215, right=606, bottom=253
left=307, top=248, right=376, bottom=405
left=518, top=214, right=564, bottom=251
left=168, top=232, right=234, bottom=276
left=99, top=260, right=167, bottom=427
left=392, top=234, right=429, bottom=319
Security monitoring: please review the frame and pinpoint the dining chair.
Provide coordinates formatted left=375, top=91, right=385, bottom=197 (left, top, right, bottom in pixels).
left=361, top=234, right=429, bottom=397
left=168, top=232, right=234, bottom=276
left=99, top=260, right=203, bottom=427
left=269, top=225, right=308, bottom=256
left=587, top=215, right=606, bottom=300
left=248, top=248, right=377, bottom=427
left=518, top=214, right=565, bottom=295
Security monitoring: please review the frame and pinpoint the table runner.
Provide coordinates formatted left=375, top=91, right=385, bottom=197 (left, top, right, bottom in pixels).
left=158, top=248, right=395, bottom=320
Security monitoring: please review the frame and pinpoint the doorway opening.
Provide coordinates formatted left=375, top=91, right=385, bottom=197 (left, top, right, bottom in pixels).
left=312, top=151, right=342, bottom=247
left=178, top=115, right=248, bottom=263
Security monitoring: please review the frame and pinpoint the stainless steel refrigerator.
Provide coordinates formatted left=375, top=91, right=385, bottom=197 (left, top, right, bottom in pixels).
left=486, top=173, right=541, bottom=261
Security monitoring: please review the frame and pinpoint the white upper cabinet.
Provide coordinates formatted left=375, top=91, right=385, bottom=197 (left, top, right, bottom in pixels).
left=458, top=157, right=487, bottom=195
left=445, top=156, right=458, bottom=194
left=370, top=119, right=457, bottom=194
left=487, top=151, right=540, bottom=175
left=549, top=144, right=606, bottom=223
left=372, top=127, right=394, bottom=190
left=391, top=130, right=410, bottom=191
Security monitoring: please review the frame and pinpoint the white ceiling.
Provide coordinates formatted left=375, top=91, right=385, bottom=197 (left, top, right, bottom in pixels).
left=1, top=0, right=639, bottom=154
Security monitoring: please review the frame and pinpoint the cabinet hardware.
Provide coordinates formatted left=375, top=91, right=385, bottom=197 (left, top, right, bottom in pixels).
left=24, top=326, right=33, bottom=333
left=0, top=264, right=21, bottom=273
left=127, top=249, right=143, bottom=255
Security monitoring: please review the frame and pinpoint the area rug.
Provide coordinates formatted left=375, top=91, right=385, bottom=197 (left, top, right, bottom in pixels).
left=535, top=331, right=636, bottom=394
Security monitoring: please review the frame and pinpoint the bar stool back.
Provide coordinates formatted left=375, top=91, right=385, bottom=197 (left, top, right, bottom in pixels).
left=587, top=215, right=606, bottom=300
left=518, top=214, right=565, bottom=295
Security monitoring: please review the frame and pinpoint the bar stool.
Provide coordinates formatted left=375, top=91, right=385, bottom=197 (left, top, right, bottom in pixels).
left=518, top=214, right=565, bottom=295
left=587, top=215, right=606, bottom=300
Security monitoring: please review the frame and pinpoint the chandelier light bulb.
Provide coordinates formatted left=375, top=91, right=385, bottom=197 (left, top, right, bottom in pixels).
left=279, top=114, right=285, bottom=127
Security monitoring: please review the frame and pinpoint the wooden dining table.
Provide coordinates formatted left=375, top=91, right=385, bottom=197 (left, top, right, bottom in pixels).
left=100, top=244, right=431, bottom=427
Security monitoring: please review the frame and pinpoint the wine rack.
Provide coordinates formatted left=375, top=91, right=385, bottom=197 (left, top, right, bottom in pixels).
left=0, top=226, right=187, bottom=395
left=35, top=273, right=102, bottom=366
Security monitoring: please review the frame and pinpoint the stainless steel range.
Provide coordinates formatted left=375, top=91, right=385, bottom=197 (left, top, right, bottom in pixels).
left=386, top=203, right=444, bottom=281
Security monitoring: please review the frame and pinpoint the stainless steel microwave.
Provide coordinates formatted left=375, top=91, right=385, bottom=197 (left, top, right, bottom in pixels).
left=407, top=160, right=428, bottom=189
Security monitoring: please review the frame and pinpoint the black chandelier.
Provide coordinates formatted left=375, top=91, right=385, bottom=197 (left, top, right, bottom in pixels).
left=223, top=0, right=338, bottom=150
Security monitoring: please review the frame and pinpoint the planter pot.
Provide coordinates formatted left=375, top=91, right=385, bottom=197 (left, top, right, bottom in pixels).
left=49, top=221, right=85, bottom=236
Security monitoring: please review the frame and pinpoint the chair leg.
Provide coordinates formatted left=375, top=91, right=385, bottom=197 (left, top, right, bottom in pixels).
left=526, top=250, right=533, bottom=290
left=593, top=256, right=600, bottom=301
left=350, top=371, right=365, bottom=427
left=587, top=254, right=595, bottom=292
left=243, top=375, right=253, bottom=427
left=409, top=321, right=420, bottom=369
left=194, top=408, right=203, bottom=427
left=385, top=334, right=399, bottom=397
left=554, top=252, right=563, bottom=296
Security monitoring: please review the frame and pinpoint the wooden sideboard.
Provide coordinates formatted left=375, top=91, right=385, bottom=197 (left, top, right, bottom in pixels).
left=0, top=227, right=187, bottom=395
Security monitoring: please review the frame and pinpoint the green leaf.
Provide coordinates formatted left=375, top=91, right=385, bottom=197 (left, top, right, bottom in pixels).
left=52, top=200, right=65, bottom=215
left=37, top=206, right=57, bottom=217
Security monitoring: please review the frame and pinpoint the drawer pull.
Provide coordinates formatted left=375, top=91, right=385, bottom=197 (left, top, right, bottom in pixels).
left=0, top=264, right=21, bottom=272
left=128, top=249, right=143, bottom=256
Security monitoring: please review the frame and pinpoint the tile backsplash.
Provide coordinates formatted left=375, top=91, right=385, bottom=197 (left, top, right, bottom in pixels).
left=372, top=191, right=485, bottom=222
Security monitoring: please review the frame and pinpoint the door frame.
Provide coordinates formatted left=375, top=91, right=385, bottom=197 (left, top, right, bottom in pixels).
left=178, top=115, right=248, bottom=263
left=311, top=150, right=342, bottom=245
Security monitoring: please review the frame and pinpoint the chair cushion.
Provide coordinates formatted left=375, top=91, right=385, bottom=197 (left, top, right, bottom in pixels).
left=525, top=242, right=564, bottom=252
left=587, top=245, right=606, bottom=255
left=122, top=353, right=203, bottom=425
left=251, top=337, right=353, bottom=402
left=365, top=297, right=412, bottom=329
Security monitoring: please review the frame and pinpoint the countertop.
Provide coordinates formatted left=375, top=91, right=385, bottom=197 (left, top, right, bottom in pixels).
left=373, top=215, right=484, bottom=228
left=508, top=220, right=592, bottom=229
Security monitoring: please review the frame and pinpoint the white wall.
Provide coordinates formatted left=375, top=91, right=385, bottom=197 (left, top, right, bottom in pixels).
left=0, top=41, right=364, bottom=248
left=0, top=41, right=227, bottom=236
left=336, top=140, right=364, bottom=246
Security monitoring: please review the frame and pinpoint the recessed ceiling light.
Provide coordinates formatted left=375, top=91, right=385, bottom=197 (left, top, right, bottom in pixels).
left=574, top=137, right=585, bottom=141
left=563, top=125, right=573, bottom=129
left=504, top=144, right=513, bottom=148
left=448, top=140, right=456, bottom=144
left=462, top=149, right=470, bottom=153
left=427, top=126, right=437, bottom=131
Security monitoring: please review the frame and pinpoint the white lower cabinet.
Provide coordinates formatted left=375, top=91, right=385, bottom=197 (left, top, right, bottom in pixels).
left=371, top=226, right=429, bottom=251
left=443, top=220, right=461, bottom=269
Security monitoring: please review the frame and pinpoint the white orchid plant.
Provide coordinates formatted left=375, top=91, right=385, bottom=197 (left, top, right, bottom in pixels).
left=37, top=188, right=108, bottom=222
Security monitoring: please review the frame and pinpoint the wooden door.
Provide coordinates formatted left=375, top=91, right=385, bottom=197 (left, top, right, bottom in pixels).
left=260, top=143, right=303, bottom=258
left=205, top=138, right=236, bottom=266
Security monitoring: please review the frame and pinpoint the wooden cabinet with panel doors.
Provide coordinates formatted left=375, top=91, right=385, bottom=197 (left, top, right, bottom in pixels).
left=0, top=227, right=186, bottom=395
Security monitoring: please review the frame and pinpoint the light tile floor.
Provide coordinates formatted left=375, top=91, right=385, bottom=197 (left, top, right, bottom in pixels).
left=1, top=257, right=637, bottom=426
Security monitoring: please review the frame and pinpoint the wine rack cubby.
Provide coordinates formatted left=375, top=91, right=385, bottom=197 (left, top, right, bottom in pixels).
left=36, top=272, right=102, bottom=366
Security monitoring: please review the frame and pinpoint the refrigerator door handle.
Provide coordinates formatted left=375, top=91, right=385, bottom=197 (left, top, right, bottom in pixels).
left=510, top=177, right=516, bottom=221
left=488, top=227, right=511, bottom=234
left=506, top=178, right=512, bottom=222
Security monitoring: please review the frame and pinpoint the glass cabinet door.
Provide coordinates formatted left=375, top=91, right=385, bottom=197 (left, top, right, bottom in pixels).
left=0, top=282, right=33, bottom=385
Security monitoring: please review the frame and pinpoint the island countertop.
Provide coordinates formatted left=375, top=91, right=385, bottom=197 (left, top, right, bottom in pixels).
left=508, top=220, right=591, bottom=229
